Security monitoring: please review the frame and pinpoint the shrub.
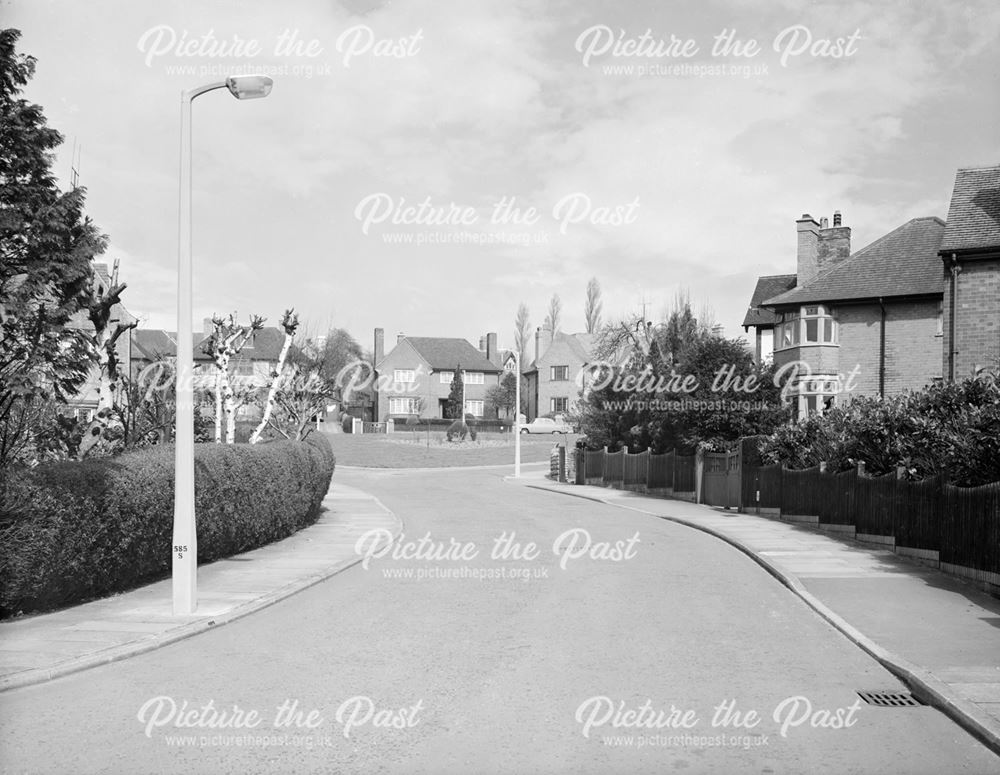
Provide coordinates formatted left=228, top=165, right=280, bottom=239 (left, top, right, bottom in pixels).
left=758, top=371, right=1000, bottom=486
left=0, top=436, right=335, bottom=618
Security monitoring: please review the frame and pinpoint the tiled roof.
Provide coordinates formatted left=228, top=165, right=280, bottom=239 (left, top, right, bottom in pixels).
left=763, top=217, right=945, bottom=307
left=525, top=332, right=596, bottom=372
left=402, top=337, right=501, bottom=372
left=939, top=165, right=1000, bottom=254
left=742, top=274, right=796, bottom=327
left=564, top=332, right=595, bottom=363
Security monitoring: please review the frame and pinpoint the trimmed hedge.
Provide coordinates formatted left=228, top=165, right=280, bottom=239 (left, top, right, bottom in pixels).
left=0, top=435, right=335, bottom=618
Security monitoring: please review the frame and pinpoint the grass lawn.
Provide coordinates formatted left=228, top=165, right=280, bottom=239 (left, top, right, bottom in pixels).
left=323, top=430, right=580, bottom=468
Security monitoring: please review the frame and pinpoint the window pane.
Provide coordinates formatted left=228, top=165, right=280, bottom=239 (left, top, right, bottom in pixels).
left=824, top=318, right=833, bottom=342
left=792, top=322, right=800, bottom=344
left=805, top=306, right=818, bottom=316
left=805, top=319, right=818, bottom=342
left=805, top=395, right=817, bottom=414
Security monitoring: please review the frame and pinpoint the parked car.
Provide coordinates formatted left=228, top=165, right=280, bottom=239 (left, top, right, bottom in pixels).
left=520, top=417, right=573, bottom=434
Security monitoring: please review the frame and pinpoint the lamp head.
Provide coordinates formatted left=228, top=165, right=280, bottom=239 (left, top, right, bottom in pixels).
left=226, top=75, right=273, bottom=100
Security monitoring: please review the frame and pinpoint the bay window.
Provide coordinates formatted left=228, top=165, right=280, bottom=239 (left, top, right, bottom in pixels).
left=775, top=305, right=838, bottom=350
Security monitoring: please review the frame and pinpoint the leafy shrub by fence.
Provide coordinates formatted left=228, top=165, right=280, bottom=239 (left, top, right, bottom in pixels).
left=0, top=435, right=336, bottom=618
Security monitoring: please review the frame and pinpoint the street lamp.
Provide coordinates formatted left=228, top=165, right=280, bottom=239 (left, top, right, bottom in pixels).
left=173, top=75, right=273, bottom=616
left=514, top=350, right=521, bottom=477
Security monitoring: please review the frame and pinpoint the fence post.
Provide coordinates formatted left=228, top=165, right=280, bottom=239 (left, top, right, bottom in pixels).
left=575, top=448, right=585, bottom=485
left=386, top=418, right=394, bottom=434
left=819, top=461, right=827, bottom=474
left=695, top=448, right=705, bottom=504
left=856, top=460, right=866, bottom=477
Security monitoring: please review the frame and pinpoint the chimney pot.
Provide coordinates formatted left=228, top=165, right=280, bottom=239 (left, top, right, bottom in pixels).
left=820, top=217, right=829, bottom=229
left=833, top=210, right=842, bottom=227
left=397, top=332, right=405, bottom=344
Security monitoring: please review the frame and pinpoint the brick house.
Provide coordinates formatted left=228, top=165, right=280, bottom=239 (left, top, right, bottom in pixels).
left=939, top=165, right=1000, bottom=380
left=523, top=329, right=595, bottom=421
left=745, top=211, right=946, bottom=418
left=373, top=330, right=503, bottom=420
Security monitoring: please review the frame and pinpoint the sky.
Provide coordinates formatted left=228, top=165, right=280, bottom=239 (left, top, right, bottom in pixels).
left=5, top=0, right=999, bottom=357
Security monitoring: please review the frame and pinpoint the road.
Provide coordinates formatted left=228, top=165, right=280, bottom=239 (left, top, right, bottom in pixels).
left=1, top=466, right=997, bottom=774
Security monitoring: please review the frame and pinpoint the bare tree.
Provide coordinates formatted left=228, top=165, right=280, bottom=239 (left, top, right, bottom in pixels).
left=513, top=303, right=531, bottom=360
left=204, top=313, right=265, bottom=443
left=543, top=294, right=562, bottom=342
left=78, top=262, right=138, bottom=458
left=250, top=309, right=298, bottom=444
left=584, top=277, right=603, bottom=334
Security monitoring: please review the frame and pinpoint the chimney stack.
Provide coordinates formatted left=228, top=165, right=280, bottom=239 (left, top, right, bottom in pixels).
left=817, top=210, right=851, bottom=275
left=374, top=327, right=384, bottom=365
left=397, top=332, right=405, bottom=345
left=796, top=213, right=821, bottom=286
left=486, top=332, right=497, bottom=364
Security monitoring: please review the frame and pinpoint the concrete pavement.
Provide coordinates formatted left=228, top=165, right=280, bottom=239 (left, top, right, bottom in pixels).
left=512, top=469, right=1000, bottom=757
left=0, top=480, right=401, bottom=692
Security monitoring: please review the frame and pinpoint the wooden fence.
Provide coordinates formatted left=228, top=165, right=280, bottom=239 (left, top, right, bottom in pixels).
left=570, top=444, right=1000, bottom=583
left=578, top=447, right=697, bottom=499
left=743, top=464, right=1000, bottom=577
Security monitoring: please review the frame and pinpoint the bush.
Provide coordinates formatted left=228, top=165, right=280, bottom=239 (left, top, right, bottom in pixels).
left=758, top=372, right=1000, bottom=486
left=0, top=436, right=335, bottom=618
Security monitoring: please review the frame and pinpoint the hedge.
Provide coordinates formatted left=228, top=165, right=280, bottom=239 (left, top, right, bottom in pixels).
left=0, top=434, right=335, bottom=618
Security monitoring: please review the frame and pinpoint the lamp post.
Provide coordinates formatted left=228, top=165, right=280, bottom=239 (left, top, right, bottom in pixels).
left=174, top=75, right=273, bottom=616
left=514, top=350, right=521, bottom=477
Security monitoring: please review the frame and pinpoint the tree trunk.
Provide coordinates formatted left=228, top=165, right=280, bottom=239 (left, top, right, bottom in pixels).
left=250, top=331, right=294, bottom=444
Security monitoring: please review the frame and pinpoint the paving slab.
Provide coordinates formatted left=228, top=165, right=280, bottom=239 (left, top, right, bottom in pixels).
left=0, top=480, right=401, bottom=692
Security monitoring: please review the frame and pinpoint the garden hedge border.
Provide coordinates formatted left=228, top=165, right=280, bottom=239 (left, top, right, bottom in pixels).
left=0, top=434, right=335, bottom=618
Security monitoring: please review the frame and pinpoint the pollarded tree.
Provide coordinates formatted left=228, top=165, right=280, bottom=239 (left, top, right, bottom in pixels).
left=0, top=29, right=107, bottom=470
left=77, top=261, right=138, bottom=458
left=203, top=313, right=265, bottom=443
left=250, top=309, right=298, bottom=444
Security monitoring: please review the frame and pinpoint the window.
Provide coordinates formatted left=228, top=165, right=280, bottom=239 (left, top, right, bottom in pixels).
left=775, top=306, right=838, bottom=351
left=464, top=399, right=484, bottom=417
left=550, top=365, right=569, bottom=381
left=232, top=358, right=254, bottom=376
left=394, top=369, right=416, bottom=383
left=440, top=371, right=454, bottom=384
left=463, top=372, right=484, bottom=385
left=788, top=377, right=839, bottom=420
left=389, top=397, right=421, bottom=415
left=551, top=397, right=568, bottom=413
left=936, top=301, right=943, bottom=337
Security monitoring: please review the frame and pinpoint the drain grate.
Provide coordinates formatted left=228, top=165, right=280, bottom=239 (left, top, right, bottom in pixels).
left=856, top=690, right=923, bottom=707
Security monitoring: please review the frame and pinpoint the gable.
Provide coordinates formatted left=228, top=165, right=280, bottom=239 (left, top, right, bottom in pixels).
left=743, top=274, right=797, bottom=327
left=940, top=165, right=1000, bottom=254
